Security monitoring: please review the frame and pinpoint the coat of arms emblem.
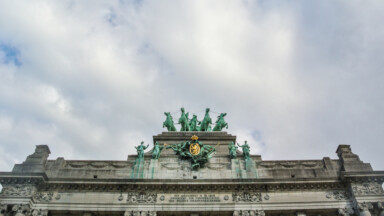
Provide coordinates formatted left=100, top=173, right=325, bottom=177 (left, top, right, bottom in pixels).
left=166, top=135, right=215, bottom=169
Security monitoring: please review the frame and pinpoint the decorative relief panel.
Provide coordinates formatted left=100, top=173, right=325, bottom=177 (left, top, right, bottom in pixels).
left=206, top=163, right=230, bottom=170
left=232, top=192, right=262, bottom=202
left=352, top=183, right=384, bottom=195
left=127, top=192, right=157, bottom=203
left=325, top=191, right=349, bottom=200
left=0, top=184, right=35, bottom=197
left=65, top=161, right=132, bottom=169
left=257, top=160, right=323, bottom=169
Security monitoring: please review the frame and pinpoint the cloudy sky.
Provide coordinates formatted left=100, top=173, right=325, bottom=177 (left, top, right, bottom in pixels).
left=1, top=0, right=384, bottom=171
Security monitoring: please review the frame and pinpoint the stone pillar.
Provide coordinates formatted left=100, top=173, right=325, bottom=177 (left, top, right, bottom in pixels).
left=148, top=159, right=159, bottom=179
left=231, top=159, right=242, bottom=178
left=296, top=212, right=306, bottom=216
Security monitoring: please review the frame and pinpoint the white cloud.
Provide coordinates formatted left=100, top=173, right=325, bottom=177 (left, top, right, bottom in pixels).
left=0, top=0, right=384, bottom=171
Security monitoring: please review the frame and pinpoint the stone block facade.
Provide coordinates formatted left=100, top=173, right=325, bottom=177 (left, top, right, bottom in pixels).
left=0, top=132, right=383, bottom=216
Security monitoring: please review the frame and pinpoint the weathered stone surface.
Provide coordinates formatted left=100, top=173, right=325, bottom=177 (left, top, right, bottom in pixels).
left=0, top=132, right=383, bottom=215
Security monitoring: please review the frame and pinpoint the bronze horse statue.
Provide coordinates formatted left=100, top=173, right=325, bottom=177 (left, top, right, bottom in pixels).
left=213, top=113, right=228, bottom=131
left=199, top=108, right=212, bottom=131
left=163, top=112, right=176, bottom=131
left=178, top=107, right=190, bottom=131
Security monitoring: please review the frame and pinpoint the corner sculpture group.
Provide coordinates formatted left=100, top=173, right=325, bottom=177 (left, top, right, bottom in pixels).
left=163, top=107, right=228, bottom=132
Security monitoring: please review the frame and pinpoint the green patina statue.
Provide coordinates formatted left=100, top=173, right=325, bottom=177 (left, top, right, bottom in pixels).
left=228, top=141, right=238, bottom=159
left=166, top=135, right=215, bottom=169
left=189, top=114, right=200, bottom=131
left=163, top=108, right=228, bottom=132
left=163, top=112, right=176, bottom=131
left=199, top=108, right=212, bottom=131
left=135, top=141, right=149, bottom=159
left=237, top=141, right=250, bottom=160
left=213, top=113, right=228, bottom=131
left=152, top=141, right=164, bottom=160
left=178, top=107, right=190, bottom=131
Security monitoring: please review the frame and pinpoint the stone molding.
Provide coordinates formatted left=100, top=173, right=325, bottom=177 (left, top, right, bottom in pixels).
left=233, top=210, right=265, bottom=216
left=124, top=210, right=156, bottom=216
left=30, top=181, right=352, bottom=193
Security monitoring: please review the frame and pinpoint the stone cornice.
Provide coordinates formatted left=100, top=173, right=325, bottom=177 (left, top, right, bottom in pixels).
left=0, top=172, right=47, bottom=185
left=341, top=171, right=384, bottom=183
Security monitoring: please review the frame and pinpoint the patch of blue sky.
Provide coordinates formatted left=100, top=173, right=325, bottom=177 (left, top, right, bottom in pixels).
left=251, top=130, right=265, bottom=146
left=0, top=43, right=22, bottom=67
left=105, top=8, right=118, bottom=27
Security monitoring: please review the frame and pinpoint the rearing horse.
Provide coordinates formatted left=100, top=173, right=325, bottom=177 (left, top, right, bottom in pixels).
left=178, top=107, right=190, bottom=131
left=199, top=108, right=212, bottom=131
left=163, top=112, right=176, bottom=131
left=189, top=114, right=200, bottom=131
left=213, top=113, right=228, bottom=131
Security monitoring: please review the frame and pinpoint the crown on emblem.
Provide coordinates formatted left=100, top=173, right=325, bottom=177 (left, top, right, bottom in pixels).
left=191, top=135, right=199, bottom=141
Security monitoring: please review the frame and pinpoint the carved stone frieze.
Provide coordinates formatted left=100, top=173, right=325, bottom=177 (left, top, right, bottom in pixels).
left=338, top=207, right=354, bottom=216
left=0, top=184, right=35, bottom=197
left=32, top=192, right=55, bottom=202
left=352, top=183, right=384, bottom=195
left=232, top=192, right=262, bottom=202
left=126, top=192, right=157, bottom=203
left=325, top=191, right=349, bottom=200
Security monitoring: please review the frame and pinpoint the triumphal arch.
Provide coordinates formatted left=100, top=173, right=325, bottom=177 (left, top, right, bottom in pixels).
left=1, top=108, right=384, bottom=216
